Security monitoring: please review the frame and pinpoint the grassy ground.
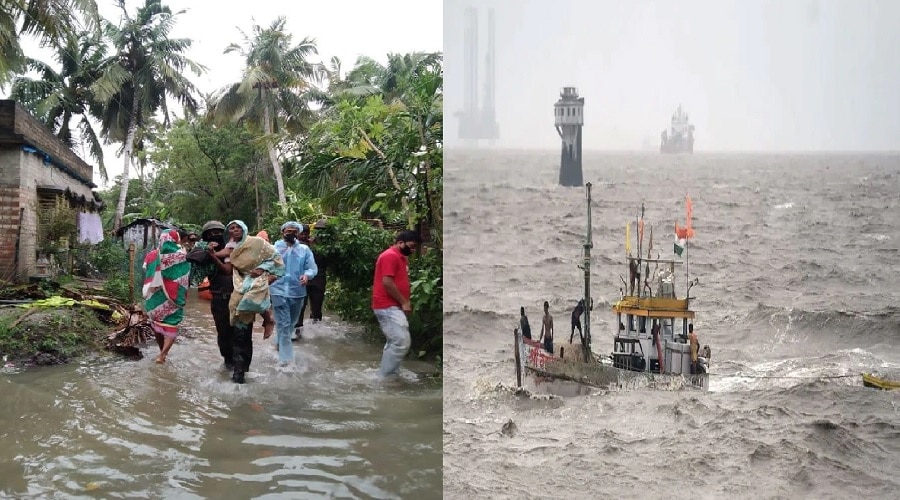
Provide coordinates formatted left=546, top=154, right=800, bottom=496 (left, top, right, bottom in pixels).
left=0, top=306, right=111, bottom=366
left=0, top=278, right=129, bottom=367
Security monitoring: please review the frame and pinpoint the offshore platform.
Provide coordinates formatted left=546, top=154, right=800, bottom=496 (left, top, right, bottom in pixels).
left=455, top=7, right=499, bottom=146
left=554, top=86, right=584, bottom=187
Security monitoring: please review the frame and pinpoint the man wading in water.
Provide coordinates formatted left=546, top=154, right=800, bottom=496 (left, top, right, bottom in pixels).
left=188, top=221, right=236, bottom=371
left=371, top=230, right=421, bottom=379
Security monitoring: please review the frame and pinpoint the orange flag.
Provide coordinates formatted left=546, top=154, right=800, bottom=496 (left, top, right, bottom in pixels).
left=685, top=195, right=695, bottom=238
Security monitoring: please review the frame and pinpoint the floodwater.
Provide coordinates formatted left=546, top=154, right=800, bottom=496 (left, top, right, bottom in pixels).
left=0, top=290, right=442, bottom=499
left=442, top=150, right=900, bottom=499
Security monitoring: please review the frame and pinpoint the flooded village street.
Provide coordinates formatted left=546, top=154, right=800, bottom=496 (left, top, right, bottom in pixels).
left=0, top=290, right=442, bottom=499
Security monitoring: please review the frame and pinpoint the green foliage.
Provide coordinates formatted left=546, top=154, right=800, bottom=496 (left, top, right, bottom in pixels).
left=313, top=214, right=441, bottom=357
left=75, top=238, right=128, bottom=276
left=294, top=52, right=443, bottom=246
left=102, top=273, right=136, bottom=303
left=144, top=117, right=268, bottom=226
left=70, top=238, right=140, bottom=303
left=261, top=188, right=323, bottom=236
left=35, top=196, right=78, bottom=255
left=313, top=214, right=393, bottom=287
left=408, top=248, right=442, bottom=355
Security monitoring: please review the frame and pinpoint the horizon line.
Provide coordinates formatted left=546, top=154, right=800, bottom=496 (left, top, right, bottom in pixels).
left=444, top=147, right=900, bottom=155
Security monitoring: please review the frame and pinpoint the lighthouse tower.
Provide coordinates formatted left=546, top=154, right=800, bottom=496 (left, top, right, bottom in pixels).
left=554, top=87, right=584, bottom=187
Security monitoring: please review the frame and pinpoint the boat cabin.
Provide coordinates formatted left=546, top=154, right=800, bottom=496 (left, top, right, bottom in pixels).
left=611, top=256, right=698, bottom=375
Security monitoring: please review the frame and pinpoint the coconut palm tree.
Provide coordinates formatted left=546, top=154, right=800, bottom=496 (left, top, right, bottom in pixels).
left=381, top=52, right=442, bottom=102
left=316, top=52, right=442, bottom=109
left=9, top=30, right=109, bottom=179
left=208, top=16, right=321, bottom=205
left=0, top=0, right=99, bottom=85
left=91, top=0, right=204, bottom=230
left=313, top=55, right=381, bottom=107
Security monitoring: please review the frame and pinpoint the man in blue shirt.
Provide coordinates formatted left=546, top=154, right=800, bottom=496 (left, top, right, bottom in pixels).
left=270, top=221, right=318, bottom=366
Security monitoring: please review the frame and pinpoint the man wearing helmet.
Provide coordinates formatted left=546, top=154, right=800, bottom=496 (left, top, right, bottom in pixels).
left=187, top=220, right=239, bottom=371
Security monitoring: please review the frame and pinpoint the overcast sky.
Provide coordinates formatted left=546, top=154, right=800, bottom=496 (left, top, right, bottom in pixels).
left=444, top=0, right=900, bottom=152
left=4, top=0, right=442, bottom=187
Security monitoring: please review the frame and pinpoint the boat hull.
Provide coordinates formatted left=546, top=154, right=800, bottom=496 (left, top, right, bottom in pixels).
left=516, top=334, right=708, bottom=394
left=862, top=373, right=900, bottom=390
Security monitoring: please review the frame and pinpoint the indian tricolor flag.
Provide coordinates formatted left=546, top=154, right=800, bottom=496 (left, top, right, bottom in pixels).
left=674, top=236, right=686, bottom=257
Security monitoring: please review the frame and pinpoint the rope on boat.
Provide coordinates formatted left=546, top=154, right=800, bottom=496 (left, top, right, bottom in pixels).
left=707, top=373, right=858, bottom=380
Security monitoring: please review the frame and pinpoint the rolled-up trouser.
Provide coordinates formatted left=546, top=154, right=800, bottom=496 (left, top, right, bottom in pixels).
left=373, top=306, right=411, bottom=377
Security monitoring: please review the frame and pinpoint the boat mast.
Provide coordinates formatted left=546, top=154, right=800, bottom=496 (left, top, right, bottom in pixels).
left=582, top=182, right=593, bottom=363
left=638, top=202, right=644, bottom=298
left=685, top=236, right=690, bottom=308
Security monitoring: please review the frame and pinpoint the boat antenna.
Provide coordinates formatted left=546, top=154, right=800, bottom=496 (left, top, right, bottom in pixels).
left=582, top=182, right=593, bottom=363
left=637, top=202, right=645, bottom=298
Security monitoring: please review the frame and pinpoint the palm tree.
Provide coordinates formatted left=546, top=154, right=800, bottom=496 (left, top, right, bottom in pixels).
left=91, top=0, right=204, bottom=230
left=208, top=16, right=321, bottom=205
left=9, top=30, right=109, bottom=180
left=316, top=52, right=442, bottom=109
left=381, top=52, right=442, bottom=102
left=0, top=0, right=99, bottom=85
left=297, top=52, right=443, bottom=233
left=313, top=55, right=381, bottom=107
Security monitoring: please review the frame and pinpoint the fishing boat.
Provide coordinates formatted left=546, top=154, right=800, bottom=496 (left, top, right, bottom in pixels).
left=513, top=184, right=710, bottom=394
left=862, top=373, right=900, bottom=390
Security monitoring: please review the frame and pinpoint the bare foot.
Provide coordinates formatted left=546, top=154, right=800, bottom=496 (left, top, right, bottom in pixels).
left=155, top=356, right=165, bottom=364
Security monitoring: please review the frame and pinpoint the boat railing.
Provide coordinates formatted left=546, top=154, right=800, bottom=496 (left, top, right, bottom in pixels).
left=626, top=256, right=685, bottom=299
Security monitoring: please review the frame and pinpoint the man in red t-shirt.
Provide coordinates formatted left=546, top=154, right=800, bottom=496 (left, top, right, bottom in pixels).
left=372, top=230, right=421, bottom=378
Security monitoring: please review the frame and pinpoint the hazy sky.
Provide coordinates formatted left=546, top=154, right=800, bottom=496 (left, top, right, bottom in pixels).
left=4, top=0, right=442, bottom=187
left=444, top=0, right=900, bottom=151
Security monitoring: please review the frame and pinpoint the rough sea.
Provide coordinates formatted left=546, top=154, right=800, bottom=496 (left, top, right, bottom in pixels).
left=442, top=150, right=900, bottom=499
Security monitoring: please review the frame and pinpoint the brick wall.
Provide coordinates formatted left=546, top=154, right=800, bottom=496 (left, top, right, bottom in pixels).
left=0, top=100, right=94, bottom=184
left=0, top=148, right=22, bottom=279
left=0, top=149, right=97, bottom=281
left=0, top=101, right=98, bottom=282
left=0, top=186, right=21, bottom=280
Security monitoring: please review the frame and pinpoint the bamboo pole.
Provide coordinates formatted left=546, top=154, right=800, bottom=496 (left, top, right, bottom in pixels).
left=128, top=243, right=136, bottom=304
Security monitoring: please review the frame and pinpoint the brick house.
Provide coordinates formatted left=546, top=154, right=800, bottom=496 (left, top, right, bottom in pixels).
left=0, top=100, right=104, bottom=282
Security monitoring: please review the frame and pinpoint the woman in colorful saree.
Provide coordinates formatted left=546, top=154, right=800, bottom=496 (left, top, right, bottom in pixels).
left=225, top=220, right=285, bottom=383
left=142, top=229, right=191, bottom=364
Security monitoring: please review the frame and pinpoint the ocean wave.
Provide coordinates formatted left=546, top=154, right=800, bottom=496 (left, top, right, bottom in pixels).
left=740, top=302, right=900, bottom=337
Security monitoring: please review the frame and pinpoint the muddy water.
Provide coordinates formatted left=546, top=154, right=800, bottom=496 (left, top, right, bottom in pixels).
left=0, top=290, right=442, bottom=498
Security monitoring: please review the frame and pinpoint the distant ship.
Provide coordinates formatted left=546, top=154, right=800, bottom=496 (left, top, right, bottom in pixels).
left=660, top=104, right=694, bottom=154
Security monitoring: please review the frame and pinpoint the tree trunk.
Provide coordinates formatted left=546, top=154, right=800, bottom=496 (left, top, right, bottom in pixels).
left=358, top=128, right=413, bottom=230
left=114, top=95, right=140, bottom=231
left=264, top=103, right=287, bottom=205
left=59, top=110, right=72, bottom=145
left=417, top=115, right=441, bottom=235
left=254, top=160, right=261, bottom=230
